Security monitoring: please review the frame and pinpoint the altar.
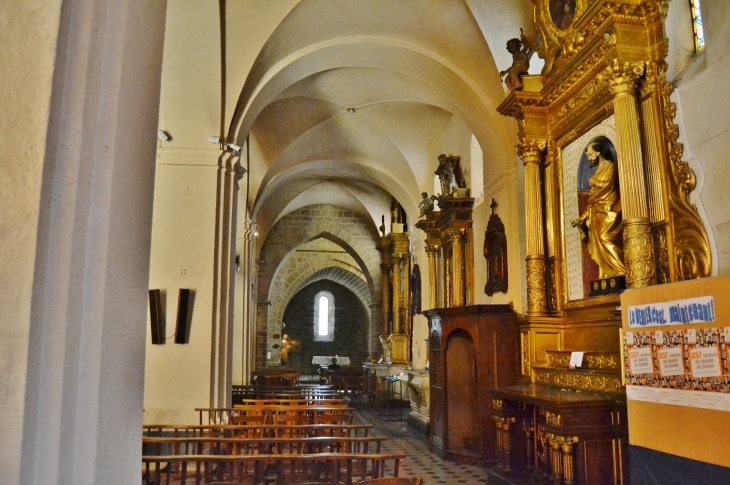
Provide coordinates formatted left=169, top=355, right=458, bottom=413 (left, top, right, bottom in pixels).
left=311, top=355, right=351, bottom=366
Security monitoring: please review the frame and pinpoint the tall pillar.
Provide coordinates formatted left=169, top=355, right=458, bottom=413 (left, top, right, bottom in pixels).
left=464, top=228, right=475, bottom=306
left=381, top=262, right=391, bottom=336
left=544, top=144, right=561, bottom=313
left=451, top=231, right=464, bottom=307
left=425, top=245, right=438, bottom=309
left=402, top=257, right=410, bottom=335
left=392, top=258, right=401, bottom=335
left=607, top=59, right=656, bottom=288
left=517, top=139, right=547, bottom=316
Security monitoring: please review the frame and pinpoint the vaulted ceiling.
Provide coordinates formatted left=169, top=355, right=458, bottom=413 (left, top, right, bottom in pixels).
left=226, top=0, right=535, bottom=240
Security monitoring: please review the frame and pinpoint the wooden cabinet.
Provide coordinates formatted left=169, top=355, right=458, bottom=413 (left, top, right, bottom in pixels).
left=424, top=305, right=519, bottom=465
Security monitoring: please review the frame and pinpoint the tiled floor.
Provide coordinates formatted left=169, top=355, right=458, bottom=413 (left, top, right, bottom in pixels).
left=353, top=408, right=491, bottom=485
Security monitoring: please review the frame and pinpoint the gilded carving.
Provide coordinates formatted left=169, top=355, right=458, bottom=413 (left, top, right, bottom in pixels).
left=622, top=222, right=655, bottom=288
left=653, top=226, right=670, bottom=284
left=526, top=257, right=547, bottom=315
left=493, top=399, right=503, bottom=411
left=606, top=59, right=645, bottom=96
left=516, top=139, right=547, bottom=163
left=522, top=332, right=531, bottom=376
left=530, top=0, right=587, bottom=77
left=658, top=80, right=712, bottom=280
left=533, top=368, right=622, bottom=393
left=544, top=411, right=563, bottom=427
left=546, top=351, right=620, bottom=371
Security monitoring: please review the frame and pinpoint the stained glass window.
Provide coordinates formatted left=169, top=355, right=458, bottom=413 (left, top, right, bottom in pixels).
left=690, top=0, right=705, bottom=53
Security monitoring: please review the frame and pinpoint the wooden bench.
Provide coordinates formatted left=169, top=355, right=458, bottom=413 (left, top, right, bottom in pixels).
left=142, top=435, right=387, bottom=456
left=197, top=406, right=353, bottom=425
left=143, top=424, right=373, bottom=439
left=142, top=452, right=406, bottom=485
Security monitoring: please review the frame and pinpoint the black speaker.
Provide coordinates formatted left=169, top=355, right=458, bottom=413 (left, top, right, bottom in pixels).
left=175, top=288, right=194, bottom=344
left=149, top=289, right=165, bottom=345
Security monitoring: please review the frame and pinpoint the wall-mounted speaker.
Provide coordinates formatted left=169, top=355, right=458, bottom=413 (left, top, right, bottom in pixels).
left=149, top=289, right=165, bottom=345
left=175, top=288, right=194, bottom=344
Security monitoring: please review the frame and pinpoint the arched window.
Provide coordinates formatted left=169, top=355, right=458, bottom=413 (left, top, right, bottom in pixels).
left=313, top=291, right=335, bottom=341
left=690, top=0, right=705, bottom=53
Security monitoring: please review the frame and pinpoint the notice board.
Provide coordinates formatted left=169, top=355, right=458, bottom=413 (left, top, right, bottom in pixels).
left=621, top=275, right=730, bottom=467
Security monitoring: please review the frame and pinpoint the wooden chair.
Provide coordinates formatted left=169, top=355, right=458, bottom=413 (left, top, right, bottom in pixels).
left=353, top=478, right=423, bottom=485
left=315, top=412, right=353, bottom=426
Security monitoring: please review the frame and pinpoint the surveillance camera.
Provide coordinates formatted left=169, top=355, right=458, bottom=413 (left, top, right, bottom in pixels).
left=227, top=142, right=242, bottom=153
left=208, top=136, right=221, bottom=144
left=157, top=130, right=170, bottom=142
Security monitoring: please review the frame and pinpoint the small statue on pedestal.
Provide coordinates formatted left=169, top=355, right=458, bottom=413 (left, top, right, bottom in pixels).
left=434, top=154, right=466, bottom=197
left=500, top=29, right=534, bottom=92
left=418, top=192, right=435, bottom=218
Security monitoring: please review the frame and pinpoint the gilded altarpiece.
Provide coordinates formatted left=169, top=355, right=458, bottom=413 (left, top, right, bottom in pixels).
left=491, top=1, right=713, bottom=483
left=377, top=230, right=413, bottom=364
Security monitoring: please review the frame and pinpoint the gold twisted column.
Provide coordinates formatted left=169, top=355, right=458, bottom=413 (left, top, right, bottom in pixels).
left=402, top=257, right=410, bottom=335
left=499, top=417, right=516, bottom=472
left=607, top=59, right=656, bottom=288
left=560, top=437, right=579, bottom=485
left=425, top=245, right=438, bottom=309
left=517, top=139, right=548, bottom=315
left=493, top=416, right=505, bottom=467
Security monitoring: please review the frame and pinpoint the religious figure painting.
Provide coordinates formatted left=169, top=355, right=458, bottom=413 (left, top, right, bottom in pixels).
left=549, top=0, right=577, bottom=31
left=571, top=136, right=627, bottom=284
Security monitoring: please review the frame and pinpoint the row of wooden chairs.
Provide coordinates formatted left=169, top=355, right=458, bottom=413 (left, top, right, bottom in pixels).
left=142, top=453, right=410, bottom=485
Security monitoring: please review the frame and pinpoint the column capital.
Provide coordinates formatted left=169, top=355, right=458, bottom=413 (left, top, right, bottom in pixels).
left=516, top=138, right=547, bottom=165
left=606, top=59, right=645, bottom=96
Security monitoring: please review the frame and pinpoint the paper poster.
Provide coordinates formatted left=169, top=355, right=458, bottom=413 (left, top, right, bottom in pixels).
left=657, top=346, right=684, bottom=377
left=628, top=295, right=715, bottom=328
left=623, top=327, right=730, bottom=410
left=628, top=347, right=654, bottom=375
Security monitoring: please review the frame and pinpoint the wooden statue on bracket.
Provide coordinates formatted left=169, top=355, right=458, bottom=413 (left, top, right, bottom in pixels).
left=483, top=199, right=508, bottom=296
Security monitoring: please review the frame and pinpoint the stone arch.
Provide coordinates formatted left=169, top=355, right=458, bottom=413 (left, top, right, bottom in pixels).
left=256, top=205, right=382, bottom=367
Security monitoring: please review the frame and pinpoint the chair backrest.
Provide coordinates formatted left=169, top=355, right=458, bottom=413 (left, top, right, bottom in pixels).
left=353, top=478, right=423, bottom=485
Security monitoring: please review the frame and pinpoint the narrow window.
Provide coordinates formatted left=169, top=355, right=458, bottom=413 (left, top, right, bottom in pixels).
left=690, top=0, right=705, bottom=53
left=317, top=296, right=328, bottom=336
left=313, top=291, right=334, bottom=341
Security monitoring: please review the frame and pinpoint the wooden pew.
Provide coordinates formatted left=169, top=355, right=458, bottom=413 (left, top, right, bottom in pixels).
left=143, top=424, right=373, bottom=439
left=196, top=405, right=353, bottom=425
left=142, top=435, right=387, bottom=456
left=142, top=452, right=406, bottom=485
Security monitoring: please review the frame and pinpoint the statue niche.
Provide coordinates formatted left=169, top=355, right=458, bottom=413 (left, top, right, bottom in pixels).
left=571, top=137, right=627, bottom=293
left=484, top=199, right=508, bottom=296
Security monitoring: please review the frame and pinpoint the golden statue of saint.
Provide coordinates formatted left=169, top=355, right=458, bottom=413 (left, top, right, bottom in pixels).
left=571, top=142, right=627, bottom=278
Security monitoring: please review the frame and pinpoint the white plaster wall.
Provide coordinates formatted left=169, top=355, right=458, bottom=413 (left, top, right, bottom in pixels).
left=144, top=0, right=228, bottom=423
left=145, top=157, right=218, bottom=424
left=0, top=2, right=63, bottom=482
left=671, top=0, right=730, bottom=275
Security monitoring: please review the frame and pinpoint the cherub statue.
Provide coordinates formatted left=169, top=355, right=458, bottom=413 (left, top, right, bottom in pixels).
left=418, top=192, right=434, bottom=218
left=500, top=29, right=534, bottom=91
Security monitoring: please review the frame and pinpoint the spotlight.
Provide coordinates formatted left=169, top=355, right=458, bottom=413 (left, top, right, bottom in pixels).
left=157, top=130, right=171, bottom=142
left=227, top=142, right=242, bottom=153
left=208, top=136, right=221, bottom=144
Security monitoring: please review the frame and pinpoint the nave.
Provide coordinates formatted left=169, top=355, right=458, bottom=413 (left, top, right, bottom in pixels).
left=141, top=384, right=492, bottom=485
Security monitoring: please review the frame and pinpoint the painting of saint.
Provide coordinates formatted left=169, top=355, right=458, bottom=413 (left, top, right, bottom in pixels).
left=549, top=0, right=577, bottom=31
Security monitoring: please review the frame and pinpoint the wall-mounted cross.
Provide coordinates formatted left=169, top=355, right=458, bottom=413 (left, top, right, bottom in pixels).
left=490, top=198, right=498, bottom=215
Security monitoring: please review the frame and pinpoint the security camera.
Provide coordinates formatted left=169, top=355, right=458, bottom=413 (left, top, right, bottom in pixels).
left=227, top=142, right=242, bottom=153
left=157, top=130, right=171, bottom=142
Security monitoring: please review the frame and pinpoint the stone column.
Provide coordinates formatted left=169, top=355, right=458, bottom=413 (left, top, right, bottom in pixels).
left=607, top=59, right=656, bottom=288
left=425, top=245, right=438, bottom=310
left=450, top=231, right=464, bottom=307
left=517, top=139, right=548, bottom=315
